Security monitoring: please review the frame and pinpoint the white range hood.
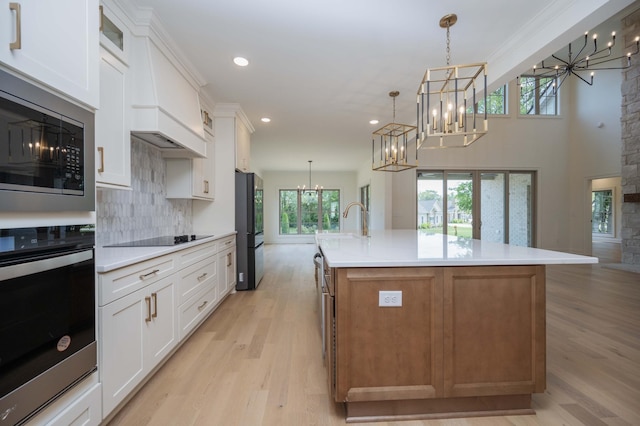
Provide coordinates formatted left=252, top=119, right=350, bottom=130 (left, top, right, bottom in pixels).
left=130, top=35, right=207, bottom=158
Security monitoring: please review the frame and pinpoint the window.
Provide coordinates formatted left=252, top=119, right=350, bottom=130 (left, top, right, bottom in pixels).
left=519, top=76, right=558, bottom=115
left=474, top=84, right=507, bottom=115
left=592, top=189, right=614, bottom=236
left=279, top=189, right=340, bottom=235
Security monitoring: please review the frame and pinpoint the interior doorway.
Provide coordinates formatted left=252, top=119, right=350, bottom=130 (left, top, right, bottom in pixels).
left=590, top=176, right=622, bottom=263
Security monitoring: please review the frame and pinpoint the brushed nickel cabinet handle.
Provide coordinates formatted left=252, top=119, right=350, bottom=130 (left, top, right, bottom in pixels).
left=145, top=296, right=151, bottom=322
left=204, top=180, right=209, bottom=194
left=97, top=147, right=104, bottom=173
left=227, top=252, right=232, bottom=267
left=151, top=292, right=158, bottom=318
left=197, top=301, right=208, bottom=311
left=197, top=272, right=208, bottom=281
left=139, top=269, right=160, bottom=280
left=9, top=3, right=21, bottom=50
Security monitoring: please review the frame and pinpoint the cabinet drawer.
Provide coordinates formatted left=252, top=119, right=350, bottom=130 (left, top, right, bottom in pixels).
left=179, top=285, right=217, bottom=340
left=177, top=240, right=217, bottom=268
left=42, top=383, right=102, bottom=426
left=178, top=256, right=217, bottom=305
left=98, top=254, right=176, bottom=306
left=217, top=235, right=236, bottom=251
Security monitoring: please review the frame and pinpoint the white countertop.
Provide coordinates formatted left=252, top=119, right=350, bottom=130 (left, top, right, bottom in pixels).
left=315, top=230, right=598, bottom=268
left=95, top=231, right=235, bottom=273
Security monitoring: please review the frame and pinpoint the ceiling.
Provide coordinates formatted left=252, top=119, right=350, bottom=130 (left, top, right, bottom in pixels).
left=124, top=0, right=638, bottom=172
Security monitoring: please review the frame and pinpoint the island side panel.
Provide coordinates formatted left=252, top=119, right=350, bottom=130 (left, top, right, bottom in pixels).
left=443, top=265, right=546, bottom=398
left=335, top=267, right=444, bottom=402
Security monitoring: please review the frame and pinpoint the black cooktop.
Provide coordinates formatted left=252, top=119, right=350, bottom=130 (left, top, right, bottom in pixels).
left=104, top=234, right=212, bottom=248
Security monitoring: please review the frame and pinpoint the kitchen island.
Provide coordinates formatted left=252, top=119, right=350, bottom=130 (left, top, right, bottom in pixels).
left=315, top=230, right=597, bottom=422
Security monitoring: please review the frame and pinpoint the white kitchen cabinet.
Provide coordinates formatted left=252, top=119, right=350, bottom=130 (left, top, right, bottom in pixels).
left=97, top=235, right=236, bottom=420
left=0, top=0, right=99, bottom=108
left=165, top=110, right=215, bottom=199
left=37, top=383, right=102, bottom=426
left=178, top=282, right=217, bottom=340
left=165, top=154, right=214, bottom=200
left=95, top=46, right=131, bottom=188
left=99, top=274, right=177, bottom=415
left=218, top=236, right=236, bottom=295
left=236, top=118, right=251, bottom=172
left=177, top=256, right=218, bottom=306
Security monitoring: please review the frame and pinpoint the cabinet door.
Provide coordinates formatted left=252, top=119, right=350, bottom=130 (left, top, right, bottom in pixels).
left=96, top=47, right=130, bottom=188
left=0, top=0, right=99, bottom=107
left=442, top=265, right=546, bottom=398
left=166, top=158, right=214, bottom=201
left=145, top=276, right=178, bottom=367
left=235, top=118, right=250, bottom=172
left=99, top=288, right=146, bottom=415
left=334, top=267, right=444, bottom=402
left=219, top=245, right=236, bottom=296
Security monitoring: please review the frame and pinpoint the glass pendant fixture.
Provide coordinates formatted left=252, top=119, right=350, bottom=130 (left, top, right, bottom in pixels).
left=371, top=91, right=417, bottom=172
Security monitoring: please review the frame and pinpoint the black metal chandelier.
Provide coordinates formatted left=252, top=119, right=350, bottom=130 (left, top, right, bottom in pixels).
left=518, top=30, right=640, bottom=92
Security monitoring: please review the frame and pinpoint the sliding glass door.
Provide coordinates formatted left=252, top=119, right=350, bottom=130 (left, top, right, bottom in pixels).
left=417, top=170, right=536, bottom=246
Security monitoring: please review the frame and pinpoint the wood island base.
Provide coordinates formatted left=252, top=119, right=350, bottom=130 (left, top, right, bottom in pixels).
left=344, top=395, right=534, bottom=423
left=323, top=264, right=546, bottom=423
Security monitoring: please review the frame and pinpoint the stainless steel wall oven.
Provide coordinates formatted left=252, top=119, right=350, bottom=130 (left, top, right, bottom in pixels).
left=0, top=68, right=95, bottom=212
left=0, top=225, right=96, bottom=425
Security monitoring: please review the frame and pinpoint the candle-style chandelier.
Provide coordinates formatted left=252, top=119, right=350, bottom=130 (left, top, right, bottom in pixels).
left=517, top=30, right=640, bottom=94
left=416, top=14, right=488, bottom=149
left=298, top=160, right=322, bottom=195
left=371, top=90, right=417, bottom=172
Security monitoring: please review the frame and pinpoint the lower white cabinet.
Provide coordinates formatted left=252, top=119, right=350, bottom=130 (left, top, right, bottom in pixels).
left=219, top=241, right=236, bottom=295
left=179, top=284, right=217, bottom=339
left=40, top=383, right=102, bottom=426
left=98, top=234, right=236, bottom=420
left=99, top=274, right=177, bottom=415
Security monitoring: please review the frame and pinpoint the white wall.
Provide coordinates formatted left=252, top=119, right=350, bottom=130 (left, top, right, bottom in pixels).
left=356, top=159, right=393, bottom=231
left=263, top=170, right=358, bottom=244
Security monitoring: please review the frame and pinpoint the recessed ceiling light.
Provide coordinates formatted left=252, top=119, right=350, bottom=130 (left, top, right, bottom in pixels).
left=369, top=119, right=379, bottom=125
left=261, top=117, right=271, bottom=123
left=233, top=57, right=249, bottom=67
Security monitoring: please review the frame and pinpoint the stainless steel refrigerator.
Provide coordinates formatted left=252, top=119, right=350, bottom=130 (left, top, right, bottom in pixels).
left=235, top=172, right=264, bottom=290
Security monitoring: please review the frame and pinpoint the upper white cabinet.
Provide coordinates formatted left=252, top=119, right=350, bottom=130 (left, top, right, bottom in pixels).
left=236, top=118, right=251, bottom=172
left=165, top=99, right=215, bottom=200
left=165, top=152, right=214, bottom=200
left=0, top=0, right=99, bottom=108
left=96, top=46, right=130, bottom=188
left=95, top=4, right=131, bottom=188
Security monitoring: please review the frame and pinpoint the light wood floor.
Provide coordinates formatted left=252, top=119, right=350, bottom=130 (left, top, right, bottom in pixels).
left=107, top=243, right=640, bottom=426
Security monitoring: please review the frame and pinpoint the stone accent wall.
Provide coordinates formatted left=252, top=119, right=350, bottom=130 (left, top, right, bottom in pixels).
left=621, top=9, right=640, bottom=265
left=96, top=140, right=192, bottom=246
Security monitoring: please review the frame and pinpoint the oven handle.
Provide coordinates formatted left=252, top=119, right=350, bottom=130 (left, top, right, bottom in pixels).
left=0, top=249, right=93, bottom=281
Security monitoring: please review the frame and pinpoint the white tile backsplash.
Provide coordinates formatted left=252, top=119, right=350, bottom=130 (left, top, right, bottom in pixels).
left=96, top=140, right=192, bottom=246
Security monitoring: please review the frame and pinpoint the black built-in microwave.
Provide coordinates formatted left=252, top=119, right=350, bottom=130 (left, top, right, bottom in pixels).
left=0, top=68, right=95, bottom=212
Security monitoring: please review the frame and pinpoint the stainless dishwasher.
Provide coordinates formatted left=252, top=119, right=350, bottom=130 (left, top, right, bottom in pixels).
left=313, top=251, right=324, bottom=357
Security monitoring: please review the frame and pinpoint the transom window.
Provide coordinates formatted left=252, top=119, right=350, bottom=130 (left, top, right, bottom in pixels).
left=475, top=84, right=507, bottom=115
left=519, top=75, right=558, bottom=115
